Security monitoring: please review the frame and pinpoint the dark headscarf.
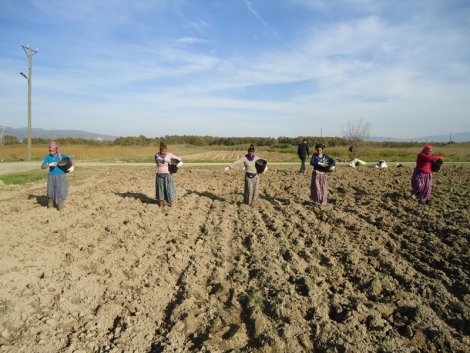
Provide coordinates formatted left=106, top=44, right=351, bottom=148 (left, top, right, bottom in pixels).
left=246, top=144, right=255, bottom=161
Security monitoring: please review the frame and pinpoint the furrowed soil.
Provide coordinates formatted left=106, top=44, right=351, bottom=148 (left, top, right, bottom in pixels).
left=0, top=164, right=469, bottom=353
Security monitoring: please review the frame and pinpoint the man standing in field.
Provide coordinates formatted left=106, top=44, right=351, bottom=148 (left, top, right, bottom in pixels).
left=298, top=139, right=310, bottom=173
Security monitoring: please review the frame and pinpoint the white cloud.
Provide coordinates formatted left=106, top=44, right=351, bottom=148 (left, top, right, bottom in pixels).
left=1, top=0, right=469, bottom=138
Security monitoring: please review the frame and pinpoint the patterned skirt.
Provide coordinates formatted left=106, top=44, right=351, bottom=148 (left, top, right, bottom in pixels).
left=311, top=171, right=328, bottom=204
left=156, top=173, right=176, bottom=203
left=411, top=170, right=432, bottom=202
left=47, top=174, right=68, bottom=205
left=244, top=173, right=260, bottom=206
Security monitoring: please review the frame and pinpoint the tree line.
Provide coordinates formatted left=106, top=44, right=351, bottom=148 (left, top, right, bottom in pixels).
left=2, top=134, right=447, bottom=149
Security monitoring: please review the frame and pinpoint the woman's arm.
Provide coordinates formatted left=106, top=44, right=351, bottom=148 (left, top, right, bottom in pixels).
left=41, top=156, right=52, bottom=169
left=310, top=155, right=317, bottom=166
left=425, top=154, right=445, bottom=161
left=225, top=156, right=245, bottom=171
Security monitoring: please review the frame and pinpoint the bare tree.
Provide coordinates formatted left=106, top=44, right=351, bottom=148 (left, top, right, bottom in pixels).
left=343, top=118, right=371, bottom=160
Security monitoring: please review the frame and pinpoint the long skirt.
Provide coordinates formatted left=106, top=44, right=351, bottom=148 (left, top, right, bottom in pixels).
left=244, top=174, right=259, bottom=206
left=156, top=173, right=176, bottom=203
left=47, top=174, right=68, bottom=205
left=411, top=170, right=432, bottom=202
left=311, top=171, right=328, bottom=204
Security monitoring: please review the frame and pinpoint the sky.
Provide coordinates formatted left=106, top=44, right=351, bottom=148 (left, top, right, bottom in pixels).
left=0, top=0, right=469, bottom=139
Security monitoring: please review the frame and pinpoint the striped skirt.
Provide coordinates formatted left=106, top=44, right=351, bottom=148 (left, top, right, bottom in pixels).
left=411, top=170, right=432, bottom=202
left=47, top=174, right=68, bottom=205
left=311, top=171, right=328, bottom=204
left=244, top=173, right=260, bottom=206
left=156, top=173, right=176, bottom=203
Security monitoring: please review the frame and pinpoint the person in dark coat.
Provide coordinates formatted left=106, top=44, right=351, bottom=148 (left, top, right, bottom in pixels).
left=297, top=139, right=310, bottom=173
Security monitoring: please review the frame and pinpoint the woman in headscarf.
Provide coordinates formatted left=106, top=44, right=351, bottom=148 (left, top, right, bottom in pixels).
left=155, top=142, right=182, bottom=208
left=411, top=144, right=444, bottom=204
left=40, top=141, right=74, bottom=211
left=310, top=143, right=335, bottom=205
left=224, top=144, right=267, bottom=207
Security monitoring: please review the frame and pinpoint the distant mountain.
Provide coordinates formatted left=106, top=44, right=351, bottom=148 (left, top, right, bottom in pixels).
left=4, top=127, right=117, bottom=141
left=369, top=132, right=470, bottom=143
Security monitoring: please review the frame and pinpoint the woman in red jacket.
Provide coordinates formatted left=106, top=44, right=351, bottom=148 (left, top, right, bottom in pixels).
left=411, top=144, right=444, bottom=204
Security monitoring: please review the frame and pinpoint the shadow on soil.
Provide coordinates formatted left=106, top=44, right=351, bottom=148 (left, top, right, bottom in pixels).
left=183, top=189, right=227, bottom=202
left=28, top=194, right=49, bottom=207
left=115, top=192, right=156, bottom=204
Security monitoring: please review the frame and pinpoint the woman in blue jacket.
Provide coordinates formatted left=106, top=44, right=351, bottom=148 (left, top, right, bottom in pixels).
left=40, top=141, right=74, bottom=211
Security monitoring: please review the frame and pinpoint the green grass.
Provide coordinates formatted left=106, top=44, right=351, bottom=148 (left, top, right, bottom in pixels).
left=0, top=170, right=47, bottom=185
left=239, top=287, right=264, bottom=307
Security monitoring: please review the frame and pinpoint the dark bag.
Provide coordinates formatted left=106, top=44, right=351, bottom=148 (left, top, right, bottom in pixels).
left=326, top=157, right=336, bottom=172
left=246, top=172, right=257, bottom=179
left=255, top=159, right=268, bottom=174
left=431, top=159, right=443, bottom=172
left=57, top=157, right=72, bottom=173
left=169, top=158, right=180, bottom=174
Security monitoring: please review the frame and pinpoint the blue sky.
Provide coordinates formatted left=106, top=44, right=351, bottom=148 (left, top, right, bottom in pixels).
left=1, top=0, right=469, bottom=138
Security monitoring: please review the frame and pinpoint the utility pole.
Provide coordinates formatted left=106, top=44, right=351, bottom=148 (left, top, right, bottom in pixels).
left=0, top=125, right=5, bottom=145
left=21, top=45, right=38, bottom=161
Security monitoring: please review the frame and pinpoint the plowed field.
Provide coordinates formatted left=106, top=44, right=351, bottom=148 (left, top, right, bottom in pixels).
left=0, top=164, right=469, bottom=352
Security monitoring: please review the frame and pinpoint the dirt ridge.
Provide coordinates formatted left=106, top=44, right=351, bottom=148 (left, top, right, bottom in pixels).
left=0, top=165, right=468, bottom=352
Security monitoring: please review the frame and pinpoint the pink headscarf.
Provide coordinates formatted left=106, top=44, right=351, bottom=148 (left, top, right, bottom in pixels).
left=421, top=145, right=432, bottom=154
left=49, top=141, right=62, bottom=159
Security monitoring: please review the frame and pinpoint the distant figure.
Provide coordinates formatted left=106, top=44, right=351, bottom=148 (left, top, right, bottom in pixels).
left=349, top=158, right=366, bottom=167
left=224, top=144, right=267, bottom=207
left=411, top=144, right=444, bottom=204
left=375, top=160, right=388, bottom=168
left=155, top=142, right=182, bottom=208
left=297, top=139, right=310, bottom=173
left=310, top=143, right=335, bottom=205
left=40, top=141, right=75, bottom=211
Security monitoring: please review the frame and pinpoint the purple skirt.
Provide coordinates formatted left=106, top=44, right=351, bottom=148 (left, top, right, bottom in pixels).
left=311, top=171, right=328, bottom=204
left=411, top=170, right=432, bottom=202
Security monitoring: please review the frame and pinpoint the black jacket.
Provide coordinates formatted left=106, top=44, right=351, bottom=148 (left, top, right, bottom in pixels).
left=298, top=142, right=310, bottom=157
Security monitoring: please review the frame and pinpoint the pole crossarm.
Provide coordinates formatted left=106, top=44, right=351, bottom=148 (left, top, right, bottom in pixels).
left=21, top=45, right=38, bottom=57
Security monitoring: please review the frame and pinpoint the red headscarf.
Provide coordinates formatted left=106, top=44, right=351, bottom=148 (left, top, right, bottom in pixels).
left=421, top=145, right=432, bottom=154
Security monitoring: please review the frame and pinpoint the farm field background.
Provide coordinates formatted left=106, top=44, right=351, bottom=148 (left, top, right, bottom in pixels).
left=0, top=161, right=469, bottom=352
left=1, top=142, right=470, bottom=164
